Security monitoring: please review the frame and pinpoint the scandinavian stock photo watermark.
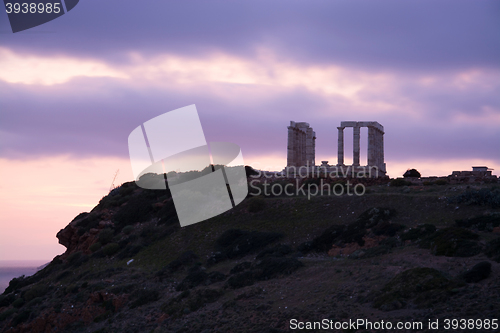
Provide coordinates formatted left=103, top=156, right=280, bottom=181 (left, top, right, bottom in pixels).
left=248, top=162, right=382, bottom=200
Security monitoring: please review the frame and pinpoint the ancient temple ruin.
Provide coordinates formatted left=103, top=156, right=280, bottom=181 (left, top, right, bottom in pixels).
left=285, top=120, right=386, bottom=177
left=286, top=121, right=316, bottom=167
left=337, top=121, right=386, bottom=173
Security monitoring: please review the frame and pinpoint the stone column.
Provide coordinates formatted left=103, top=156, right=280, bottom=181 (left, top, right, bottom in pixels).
left=305, top=128, right=315, bottom=167
left=287, top=125, right=295, bottom=167
left=337, top=127, right=344, bottom=165
left=294, top=129, right=298, bottom=166
left=377, top=131, right=380, bottom=168
left=367, top=126, right=375, bottom=167
left=299, top=130, right=304, bottom=166
left=302, top=131, right=306, bottom=166
left=312, top=131, right=316, bottom=166
left=380, top=130, right=385, bottom=171
left=353, top=125, right=360, bottom=166
left=294, top=128, right=299, bottom=166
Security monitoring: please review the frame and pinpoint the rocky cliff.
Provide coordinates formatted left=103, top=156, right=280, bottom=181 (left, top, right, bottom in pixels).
left=1, top=180, right=500, bottom=332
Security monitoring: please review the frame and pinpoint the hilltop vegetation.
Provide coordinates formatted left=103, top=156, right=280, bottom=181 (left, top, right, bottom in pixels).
left=1, top=176, right=499, bottom=332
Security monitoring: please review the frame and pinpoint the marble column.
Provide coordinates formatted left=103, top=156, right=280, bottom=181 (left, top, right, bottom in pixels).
left=375, top=130, right=380, bottom=168
left=337, top=127, right=344, bottom=165
left=287, top=125, right=294, bottom=167
left=379, top=130, right=385, bottom=171
left=353, top=126, right=360, bottom=166
left=312, top=132, right=316, bottom=166
left=367, top=126, right=375, bottom=167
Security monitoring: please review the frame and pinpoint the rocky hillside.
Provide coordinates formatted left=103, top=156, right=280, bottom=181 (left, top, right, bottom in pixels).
left=1, top=176, right=500, bottom=333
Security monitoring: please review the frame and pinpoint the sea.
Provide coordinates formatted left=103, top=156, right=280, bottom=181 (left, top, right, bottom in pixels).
left=0, top=260, right=49, bottom=294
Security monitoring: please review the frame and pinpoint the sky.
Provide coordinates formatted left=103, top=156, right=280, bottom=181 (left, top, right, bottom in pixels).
left=0, top=0, right=499, bottom=260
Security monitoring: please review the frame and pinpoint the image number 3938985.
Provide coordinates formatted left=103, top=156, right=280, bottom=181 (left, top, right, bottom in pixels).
left=3, top=0, right=79, bottom=33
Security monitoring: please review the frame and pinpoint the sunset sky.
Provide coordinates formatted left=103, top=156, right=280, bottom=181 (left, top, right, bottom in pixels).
left=0, top=0, right=499, bottom=261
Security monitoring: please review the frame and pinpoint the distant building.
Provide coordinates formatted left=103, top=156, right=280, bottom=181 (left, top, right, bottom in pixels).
left=450, top=166, right=496, bottom=182
left=472, top=166, right=489, bottom=172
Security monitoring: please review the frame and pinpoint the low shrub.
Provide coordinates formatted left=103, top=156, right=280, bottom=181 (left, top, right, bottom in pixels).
left=116, top=244, right=143, bottom=260
left=390, top=178, right=411, bottom=187
left=53, top=303, right=62, bottom=313
left=102, top=243, right=120, bottom=256
left=122, top=225, right=134, bottom=235
left=452, top=187, right=500, bottom=208
left=204, top=271, right=226, bottom=285
left=129, top=289, right=160, bottom=309
left=98, top=228, right=114, bottom=245
left=161, top=288, right=222, bottom=317
left=12, top=298, right=25, bottom=308
left=356, top=243, right=393, bottom=259
left=113, top=195, right=156, bottom=229
left=256, top=244, right=293, bottom=259
left=299, top=207, right=397, bottom=253
left=403, top=169, right=421, bottom=178
left=66, top=251, right=88, bottom=268
left=90, top=249, right=105, bottom=259
left=302, top=177, right=323, bottom=187
left=93, top=311, right=113, bottom=323
left=109, top=284, right=136, bottom=294
left=245, top=165, right=259, bottom=177
left=167, top=251, right=198, bottom=273
left=119, top=183, right=137, bottom=197
left=55, top=270, right=72, bottom=281
left=0, top=294, right=15, bottom=307
left=456, top=214, right=500, bottom=231
left=89, top=242, right=102, bottom=253
left=140, top=224, right=173, bottom=244
left=297, top=241, right=315, bottom=253
left=422, top=227, right=481, bottom=257
left=156, top=200, right=179, bottom=226
left=248, top=196, right=266, bottom=212
left=176, top=266, right=208, bottom=291
left=4, top=275, right=29, bottom=294
left=356, top=207, right=397, bottom=226
left=254, top=257, right=303, bottom=280
left=372, top=221, right=405, bottom=237
left=206, top=252, right=226, bottom=266
left=76, top=213, right=101, bottom=230
left=26, top=297, right=44, bottom=307
left=11, top=310, right=31, bottom=326
left=0, top=308, right=17, bottom=322
left=89, top=282, right=106, bottom=292
left=226, top=271, right=255, bottom=289
left=309, top=225, right=345, bottom=252
left=373, top=267, right=461, bottom=310
left=461, top=261, right=491, bottom=283
left=186, top=288, right=223, bottom=312
left=23, top=284, right=48, bottom=302
left=120, top=234, right=139, bottom=246
left=485, top=238, right=500, bottom=262
left=339, top=220, right=374, bottom=246
left=65, top=284, right=78, bottom=294
left=229, top=262, right=252, bottom=275
left=401, top=224, right=436, bottom=242
left=214, top=229, right=283, bottom=260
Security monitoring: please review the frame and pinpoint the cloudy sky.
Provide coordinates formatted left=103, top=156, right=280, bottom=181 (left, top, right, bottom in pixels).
left=0, top=0, right=499, bottom=260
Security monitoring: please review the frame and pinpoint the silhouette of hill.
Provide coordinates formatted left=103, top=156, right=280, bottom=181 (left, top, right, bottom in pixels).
left=1, top=175, right=499, bottom=332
